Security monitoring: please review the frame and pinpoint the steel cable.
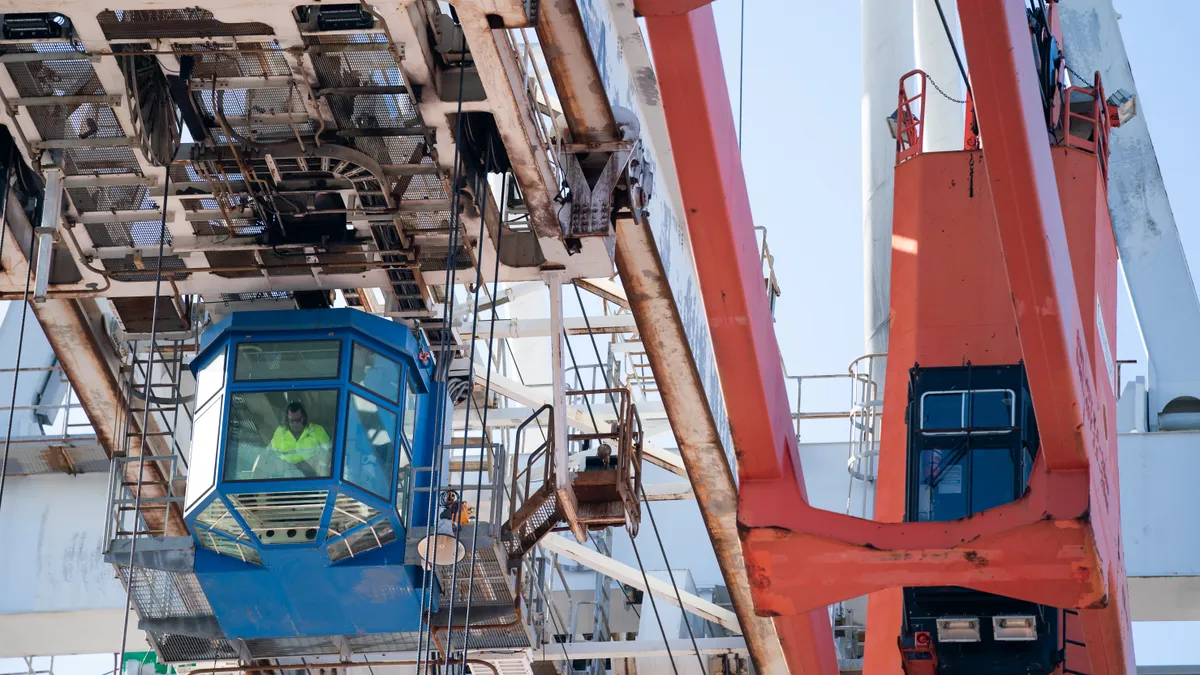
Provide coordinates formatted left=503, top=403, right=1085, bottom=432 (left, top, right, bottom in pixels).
left=0, top=166, right=38, bottom=516
left=458, top=171, right=508, bottom=660
left=558, top=308, right=680, bottom=675
left=571, top=283, right=706, bottom=671
left=415, top=34, right=471, bottom=674
left=117, top=116, right=181, bottom=670
left=439, top=142, right=495, bottom=670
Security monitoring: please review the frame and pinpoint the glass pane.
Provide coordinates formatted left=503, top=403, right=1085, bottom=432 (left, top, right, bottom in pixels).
left=195, top=348, right=226, bottom=412
left=185, top=404, right=221, bottom=509
left=921, top=392, right=964, bottom=430
left=402, top=378, right=418, bottom=444
left=395, top=447, right=411, bottom=525
left=969, top=390, right=1015, bottom=429
left=197, top=529, right=262, bottom=565
left=328, top=517, right=397, bottom=563
left=328, top=494, right=381, bottom=538
left=918, top=448, right=967, bottom=521
left=351, top=343, right=401, bottom=403
left=230, top=490, right=328, bottom=545
left=343, top=392, right=398, bottom=498
left=971, top=447, right=1017, bottom=513
left=224, top=390, right=337, bottom=481
left=234, top=340, right=341, bottom=381
left=195, top=498, right=248, bottom=541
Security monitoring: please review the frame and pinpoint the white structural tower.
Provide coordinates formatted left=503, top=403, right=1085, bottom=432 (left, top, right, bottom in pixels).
left=1060, top=0, right=1200, bottom=428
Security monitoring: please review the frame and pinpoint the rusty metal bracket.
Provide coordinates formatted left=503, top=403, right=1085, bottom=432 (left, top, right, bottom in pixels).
left=557, top=108, right=646, bottom=241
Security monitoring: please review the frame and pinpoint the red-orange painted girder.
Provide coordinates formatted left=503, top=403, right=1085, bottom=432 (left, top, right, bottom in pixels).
left=957, top=1, right=1132, bottom=672
left=644, top=0, right=1131, bottom=673
left=641, top=6, right=839, bottom=674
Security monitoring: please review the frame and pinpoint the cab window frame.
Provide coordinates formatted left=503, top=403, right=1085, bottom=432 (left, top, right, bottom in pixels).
left=232, top=338, right=344, bottom=383
left=918, top=388, right=1016, bottom=436
left=220, top=385, right=345, bottom=484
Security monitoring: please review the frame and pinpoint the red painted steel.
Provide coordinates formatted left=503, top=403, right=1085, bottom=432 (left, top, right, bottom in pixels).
left=643, top=0, right=1131, bottom=672
left=956, top=3, right=1132, bottom=671
left=641, top=5, right=839, bottom=674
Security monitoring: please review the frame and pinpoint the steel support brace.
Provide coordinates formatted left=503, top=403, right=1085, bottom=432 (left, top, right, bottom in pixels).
left=544, top=269, right=569, bottom=491
left=956, top=1, right=1134, bottom=672
left=641, top=6, right=839, bottom=674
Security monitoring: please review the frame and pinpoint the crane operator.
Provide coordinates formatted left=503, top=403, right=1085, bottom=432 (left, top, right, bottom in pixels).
left=269, top=401, right=332, bottom=477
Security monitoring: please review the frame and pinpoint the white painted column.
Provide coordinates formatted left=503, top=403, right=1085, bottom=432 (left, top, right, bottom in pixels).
left=0, top=474, right=148, bottom=657
left=862, top=0, right=916, bottom=355
left=913, top=0, right=965, bottom=152
left=1060, top=0, right=1200, bottom=427
left=544, top=270, right=569, bottom=489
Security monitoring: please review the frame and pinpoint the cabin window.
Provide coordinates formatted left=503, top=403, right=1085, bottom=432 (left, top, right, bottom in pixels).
left=350, top=342, right=402, bottom=403
left=920, top=389, right=1015, bottom=433
left=343, top=392, right=398, bottom=499
left=224, top=389, right=338, bottom=481
left=234, top=340, right=341, bottom=381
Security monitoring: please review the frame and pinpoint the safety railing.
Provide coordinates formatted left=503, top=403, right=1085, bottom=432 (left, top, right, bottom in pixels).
left=1061, top=71, right=1113, bottom=180
left=0, top=364, right=94, bottom=444
left=894, top=70, right=928, bottom=164
left=788, top=354, right=885, bottom=517
left=103, top=453, right=187, bottom=544
left=755, top=226, right=783, bottom=320
left=502, top=28, right=563, bottom=181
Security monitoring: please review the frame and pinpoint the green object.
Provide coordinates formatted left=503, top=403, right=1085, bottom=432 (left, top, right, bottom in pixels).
left=123, top=651, right=172, bottom=675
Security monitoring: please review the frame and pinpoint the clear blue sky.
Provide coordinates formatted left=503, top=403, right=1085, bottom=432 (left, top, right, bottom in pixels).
left=708, top=0, right=1200, bottom=665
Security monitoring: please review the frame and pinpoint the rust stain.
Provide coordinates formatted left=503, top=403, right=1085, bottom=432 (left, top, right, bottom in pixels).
left=963, top=550, right=990, bottom=568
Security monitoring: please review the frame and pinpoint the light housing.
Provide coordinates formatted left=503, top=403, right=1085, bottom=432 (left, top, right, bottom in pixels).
left=992, top=615, right=1038, bottom=641
left=1107, top=88, right=1138, bottom=127
left=935, top=617, right=982, bottom=643
left=416, top=533, right=466, bottom=567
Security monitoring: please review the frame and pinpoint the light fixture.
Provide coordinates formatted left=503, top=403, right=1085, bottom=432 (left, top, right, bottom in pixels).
left=936, top=617, right=982, bottom=643
left=993, top=615, right=1038, bottom=641
left=1107, top=88, right=1138, bottom=127
left=416, top=532, right=465, bottom=567
left=887, top=110, right=900, bottom=140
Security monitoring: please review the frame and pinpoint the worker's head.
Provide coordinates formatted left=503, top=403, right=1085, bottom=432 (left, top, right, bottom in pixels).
left=286, top=401, right=308, bottom=434
left=597, top=443, right=613, bottom=461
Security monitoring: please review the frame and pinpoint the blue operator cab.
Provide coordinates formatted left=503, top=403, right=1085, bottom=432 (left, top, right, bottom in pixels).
left=898, top=363, right=1061, bottom=675
left=183, top=309, right=442, bottom=640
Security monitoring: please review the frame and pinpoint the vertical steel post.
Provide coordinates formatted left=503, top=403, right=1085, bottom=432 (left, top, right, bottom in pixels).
left=33, top=168, right=62, bottom=303
left=545, top=269, right=569, bottom=490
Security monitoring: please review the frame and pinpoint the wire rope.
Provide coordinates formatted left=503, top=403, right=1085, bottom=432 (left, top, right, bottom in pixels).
left=415, top=33, right=472, bottom=674
left=557, top=309, right=680, bottom=675
left=0, top=160, right=37, bottom=516
left=439, top=141, right=496, bottom=670
left=458, top=171, right=508, bottom=660
left=571, top=283, right=705, bottom=671
left=117, top=114, right=181, bottom=671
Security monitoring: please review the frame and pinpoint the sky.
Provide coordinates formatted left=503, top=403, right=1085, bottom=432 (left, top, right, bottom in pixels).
left=6, top=0, right=1200, bottom=671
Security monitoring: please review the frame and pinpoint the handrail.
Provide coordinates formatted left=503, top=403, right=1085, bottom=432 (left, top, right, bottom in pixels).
left=895, top=69, right=928, bottom=164
left=509, top=404, right=553, bottom=532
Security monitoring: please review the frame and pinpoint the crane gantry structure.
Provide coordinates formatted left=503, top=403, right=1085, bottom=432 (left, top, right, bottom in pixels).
left=0, top=1, right=1189, bottom=674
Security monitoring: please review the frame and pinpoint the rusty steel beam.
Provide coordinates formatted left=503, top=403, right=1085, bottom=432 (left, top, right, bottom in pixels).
left=615, top=213, right=789, bottom=675
left=1, top=190, right=186, bottom=537
left=535, top=0, right=617, bottom=143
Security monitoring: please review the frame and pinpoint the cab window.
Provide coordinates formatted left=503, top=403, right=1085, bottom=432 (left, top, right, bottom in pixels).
left=224, top=390, right=338, bottom=481
left=234, top=340, right=341, bottom=382
left=350, top=342, right=401, bottom=403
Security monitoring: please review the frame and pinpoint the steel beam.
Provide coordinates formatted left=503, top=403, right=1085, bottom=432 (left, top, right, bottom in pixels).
left=641, top=5, right=838, bottom=674
left=0, top=189, right=185, bottom=536
left=957, top=1, right=1133, bottom=672
left=541, top=533, right=739, bottom=632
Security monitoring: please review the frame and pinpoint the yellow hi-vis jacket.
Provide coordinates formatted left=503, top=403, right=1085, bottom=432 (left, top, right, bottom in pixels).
left=269, top=424, right=331, bottom=468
